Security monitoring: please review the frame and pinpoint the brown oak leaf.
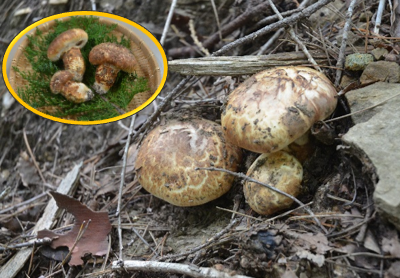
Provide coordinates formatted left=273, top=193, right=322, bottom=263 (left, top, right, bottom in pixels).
left=37, top=191, right=112, bottom=265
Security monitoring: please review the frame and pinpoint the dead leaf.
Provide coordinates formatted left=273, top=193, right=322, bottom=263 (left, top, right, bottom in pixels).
left=296, top=250, right=325, bottom=267
left=284, top=228, right=332, bottom=255
left=37, top=191, right=112, bottom=266
left=16, top=151, right=41, bottom=187
left=382, top=230, right=400, bottom=259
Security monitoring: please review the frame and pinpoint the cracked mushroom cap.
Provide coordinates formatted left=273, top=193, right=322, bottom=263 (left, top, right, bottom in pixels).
left=244, top=151, right=303, bottom=215
left=221, top=66, right=338, bottom=154
left=50, top=71, right=93, bottom=103
left=135, top=118, right=242, bottom=207
left=47, top=29, right=88, bottom=61
left=88, top=42, right=137, bottom=73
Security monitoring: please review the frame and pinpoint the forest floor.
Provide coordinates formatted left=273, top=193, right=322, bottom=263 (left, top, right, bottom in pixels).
left=1, top=0, right=400, bottom=277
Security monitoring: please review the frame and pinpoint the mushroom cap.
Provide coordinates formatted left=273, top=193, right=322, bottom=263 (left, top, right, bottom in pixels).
left=47, top=29, right=88, bottom=61
left=135, top=118, right=242, bottom=207
left=50, top=71, right=93, bottom=103
left=50, top=70, right=75, bottom=94
left=244, top=151, right=303, bottom=215
left=89, top=42, right=137, bottom=73
left=221, top=66, right=338, bottom=154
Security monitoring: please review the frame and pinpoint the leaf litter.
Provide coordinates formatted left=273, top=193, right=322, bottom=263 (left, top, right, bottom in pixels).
left=37, top=191, right=112, bottom=266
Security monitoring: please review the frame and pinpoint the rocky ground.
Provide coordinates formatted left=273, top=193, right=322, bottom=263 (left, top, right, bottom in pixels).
left=1, top=0, right=400, bottom=277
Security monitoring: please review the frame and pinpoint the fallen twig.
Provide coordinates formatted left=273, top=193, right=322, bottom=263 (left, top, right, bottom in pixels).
left=158, top=218, right=240, bottom=261
left=116, top=115, right=137, bottom=262
left=267, top=0, right=321, bottom=71
left=213, top=0, right=335, bottom=57
left=112, top=260, right=252, bottom=278
left=334, top=0, right=358, bottom=86
left=0, top=192, right=47, bottom=214
left=160, top=0, right=178, bottom=45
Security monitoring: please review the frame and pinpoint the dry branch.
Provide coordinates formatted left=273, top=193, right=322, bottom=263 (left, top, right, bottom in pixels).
left=112, top=260, right=253, bottom=278
left=168, top=51, right=328, bottom=76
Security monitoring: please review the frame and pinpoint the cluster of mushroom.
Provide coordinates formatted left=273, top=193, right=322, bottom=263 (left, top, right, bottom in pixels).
left=47, top=29, right=137, bottom=103
left=134, top=66, right=337, bottom=213
left=221, top=66, right=338, bottom=215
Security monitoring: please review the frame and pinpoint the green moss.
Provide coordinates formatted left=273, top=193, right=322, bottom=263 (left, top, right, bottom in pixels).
left=16, top=16, right=149, bottom=122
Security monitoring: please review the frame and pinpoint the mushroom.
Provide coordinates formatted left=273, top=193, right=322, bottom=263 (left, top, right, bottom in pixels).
left=47, top=28, right=88, bottom=81
left=50, top=70, right=93, bottom=103
left=221, top=66, right=338, bottom=154
left=243, top=151, right=303, bottom=215
left=135, top=118, right=242, bottom=207
left=88, top=42, right=137, bottom=94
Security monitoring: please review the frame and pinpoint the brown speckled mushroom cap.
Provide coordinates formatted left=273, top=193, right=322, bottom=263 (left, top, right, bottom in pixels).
left=47, top=29, right=88, bottom=61
left=135, top=118, right=242, bottom=207
left=88, top=42, right=137, bottom=73
left=244, top=151, right=303, bottom=215
left=221, top=66, right=338, bottom=154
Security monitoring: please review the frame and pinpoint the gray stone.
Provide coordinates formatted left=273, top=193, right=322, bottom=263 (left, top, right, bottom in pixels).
left=342, top=82, right=400, bottom=230
left=360, top=61, right=400, bottom=84
left=371, top=47, right=388, bottom=60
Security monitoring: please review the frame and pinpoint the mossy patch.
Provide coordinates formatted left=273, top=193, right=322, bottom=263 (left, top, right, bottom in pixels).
left=14, top=16, right=149, bottom=121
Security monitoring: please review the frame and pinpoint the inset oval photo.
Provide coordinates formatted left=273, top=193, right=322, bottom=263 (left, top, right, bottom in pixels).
left=2, top=11, right=167, bottom=124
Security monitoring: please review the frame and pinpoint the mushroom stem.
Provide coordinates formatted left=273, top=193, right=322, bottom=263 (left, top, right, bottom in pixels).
left=62, top=47, right=86, bottom=81
left=93, top=63, right=120, bottom=95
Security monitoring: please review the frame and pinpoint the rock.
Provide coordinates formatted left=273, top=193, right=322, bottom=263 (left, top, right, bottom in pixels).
left=360, top=61, right=400, bottom=84
left=371, top=47, right=388, bottom=60
left=345, top=54, right=374, bottom=71
left=342, top=82, right=400, bottom=231
left=339, top=75, right=357, bottom=88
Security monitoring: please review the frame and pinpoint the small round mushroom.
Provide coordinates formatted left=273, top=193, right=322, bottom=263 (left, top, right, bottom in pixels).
left=50, top=71, right=93, bottom=103
left=221, top=66, right=338, bottom=154
left=47, top=28, right=88, bottom=81
left=88, top=42, right=137, bottom=94
left=243, top=151, right=303, bottom=215
left=135, top=118, right=242, bottom=207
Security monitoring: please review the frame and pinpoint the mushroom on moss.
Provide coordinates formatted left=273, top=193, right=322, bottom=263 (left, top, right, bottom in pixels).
left=221, top=66, right=338, bottom=154
left=88, top=42, right=137, bottom=95
left=50, top=70, right=93, bottom=103
left=47, top=28, right=88, bottom=81
left=135, top=118, right=242, bottom=207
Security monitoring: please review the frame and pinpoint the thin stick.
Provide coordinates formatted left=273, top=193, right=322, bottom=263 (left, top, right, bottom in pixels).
left=257, top=28, right=285, bottom=55
left=0, top=192, right=47, bottom=214
left=374, top=0, right=386, bottom=35
left=116, top=115, right=136, bottom=263
left=112, top=260, right=252, bottom=278
left=130, top=76, right=193, bottom=145
left=324, top=91, right=400, bottom=123
left=334, top=0, right=358, bottom=86
left=267, top=0, right=321, bottom=71
left=216, top=206, right=262, bottom=221
left=196, top=167, right=328, bottom=234
left=0, top=237, right=53, bottom=251
left=158, top=218, right=240, bottom=261
left=60, top=219, right=91, bottom=267
left=210, top=0, right=222, bottom=41
left=23, top=128, right=47, bottom=184
left=160, top=0, right=178, bottom=46
left=212, top=0, right=334, bottom=57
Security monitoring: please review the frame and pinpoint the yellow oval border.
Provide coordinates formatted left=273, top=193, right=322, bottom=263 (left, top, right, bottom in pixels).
left=2, top=11, right=168, bottom=125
